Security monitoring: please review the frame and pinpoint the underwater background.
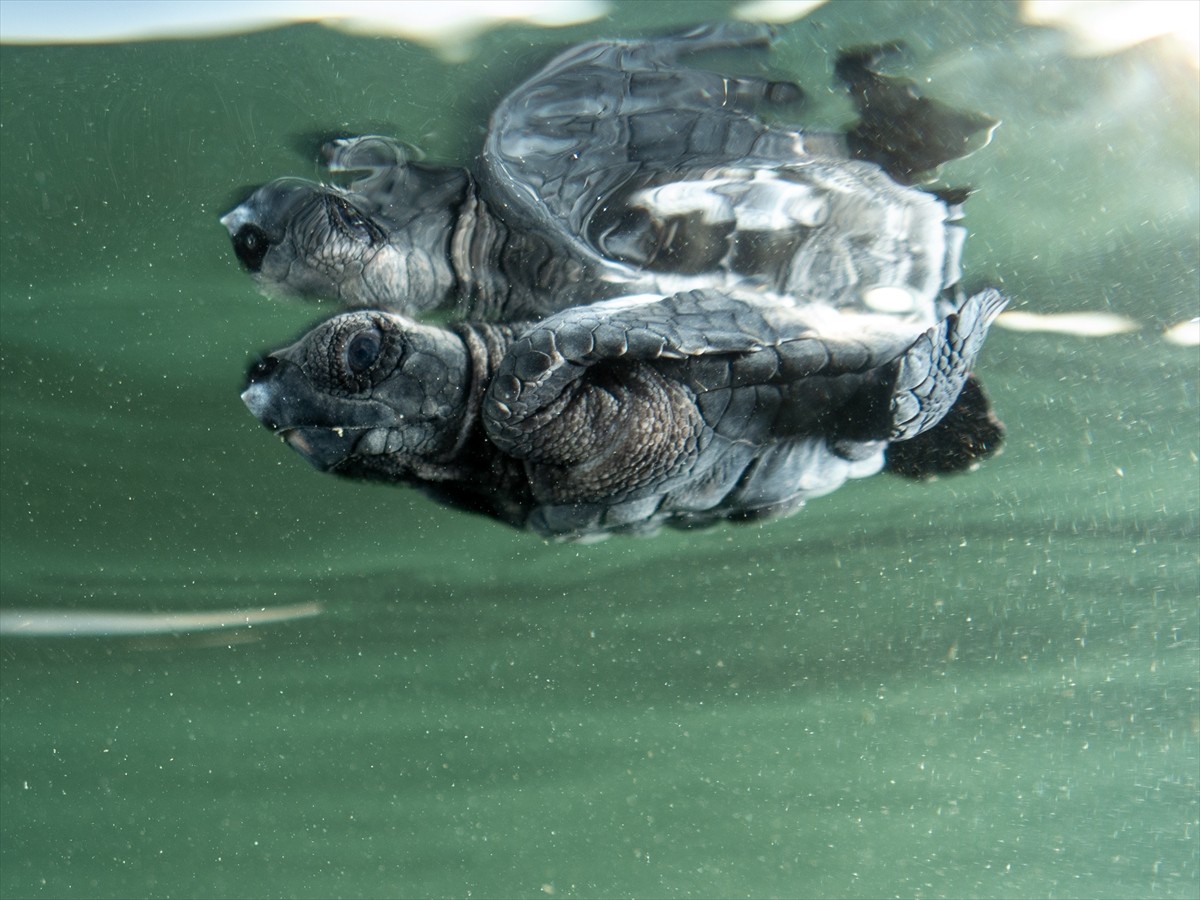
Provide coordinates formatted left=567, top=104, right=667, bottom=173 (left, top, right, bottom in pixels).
left=1, top=1, right=1197, bottom=896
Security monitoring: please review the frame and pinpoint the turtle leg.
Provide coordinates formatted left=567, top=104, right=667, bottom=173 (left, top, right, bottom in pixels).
left=620, top=21, right=805, bottom=119
left=320, top=134, right=471, bottom=255
left=562, top=21, right=779, bottom=72
left=320, top=134, right=423, bottom=197
left=888, top=288, right=1008, bottom=441
left=836, top=43, right=999, bottom=183
left=323, top=134, right=416, bottom=171
left=518, top=21, right=804, bottom=128
left=637, top=21, right=779, bottom=59
left=884, top=374, right=1004, bottom=478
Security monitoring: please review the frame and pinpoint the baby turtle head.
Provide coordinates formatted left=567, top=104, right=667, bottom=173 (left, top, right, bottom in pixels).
left=221, top=179, right=444, bottom=311
left=221, top=145, right=474, bottom=315
left=222, top=178, right=336, bottom=278
left=241, top=311, right=473, bottom=482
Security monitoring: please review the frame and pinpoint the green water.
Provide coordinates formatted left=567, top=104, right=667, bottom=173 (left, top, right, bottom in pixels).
left=1, top=1, right=1197, bottom=897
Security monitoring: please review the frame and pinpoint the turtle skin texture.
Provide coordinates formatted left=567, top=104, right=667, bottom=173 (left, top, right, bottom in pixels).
left=241, top=288, right=1006, bottom=541
left=220, top=23, right=996, bottom=323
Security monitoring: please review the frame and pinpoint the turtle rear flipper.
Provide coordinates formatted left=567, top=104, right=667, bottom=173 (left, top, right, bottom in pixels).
left=837, top=43, right=999, bottom=183
left=885, top=375, right=1004, bottom=478
left=887, top=287, right=1007, bottom=440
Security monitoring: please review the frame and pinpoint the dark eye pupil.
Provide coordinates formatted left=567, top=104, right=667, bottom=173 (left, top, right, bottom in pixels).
left=346, top=330, right=382, bottom=374
left=232, top=224, right=271, bottom=271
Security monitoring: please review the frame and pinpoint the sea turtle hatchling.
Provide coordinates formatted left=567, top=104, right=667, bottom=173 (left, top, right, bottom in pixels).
left=241, top=287, right=1007, bottom=540
left=220, top=23, right=997, bottom=322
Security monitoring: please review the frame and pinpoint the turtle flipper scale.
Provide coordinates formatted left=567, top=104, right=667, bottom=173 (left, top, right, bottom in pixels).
left=483, top=290, right=775, bottom=459
left=885, top=374, right=1005, bottom=478
left=482, top=25, right=812, bottom=275
left=888, top=288, right=1007, bottom=441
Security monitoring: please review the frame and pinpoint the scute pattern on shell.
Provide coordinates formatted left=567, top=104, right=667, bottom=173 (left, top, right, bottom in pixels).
left=222, top=23, right=995, bottom=325
left=234, top=24, right=1008, bottom=539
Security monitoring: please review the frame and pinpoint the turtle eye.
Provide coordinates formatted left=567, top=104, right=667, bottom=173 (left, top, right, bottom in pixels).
left=345, top=328, right=383, bottom=375
left=326, top=195, right=384, bottom=245
left=232, top=224, right=272, bottom=271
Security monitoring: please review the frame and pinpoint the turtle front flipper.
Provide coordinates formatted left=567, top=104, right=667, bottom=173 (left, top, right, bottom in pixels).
left=322, top=134, right=421, bottom=197
left=481, top=25, right=811, bottom=280
left=324, top=134, right=416, bottom=171
left=480, top=289, right=983, bottom=536
left=320, top=135, right=469, bottom=233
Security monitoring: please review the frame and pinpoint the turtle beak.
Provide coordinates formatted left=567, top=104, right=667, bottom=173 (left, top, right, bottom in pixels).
left=240, top=355, right=302, bottom=433
left=241, top=355, right=393, bottom=472
left=275, top=425, right=363, bottom=472
left=219, top=205, right=250, bottom=235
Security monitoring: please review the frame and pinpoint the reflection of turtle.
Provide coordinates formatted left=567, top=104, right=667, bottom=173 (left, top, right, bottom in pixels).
left=241, top=288, right=1006, bottom=540
left=220, top=24, right=997, bottom=321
